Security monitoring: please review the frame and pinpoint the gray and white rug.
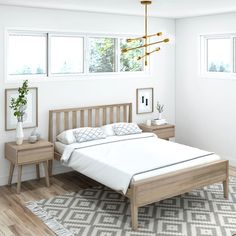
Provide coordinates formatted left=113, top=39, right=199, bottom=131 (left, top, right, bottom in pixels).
left=26, top=177, right=236, bottom=236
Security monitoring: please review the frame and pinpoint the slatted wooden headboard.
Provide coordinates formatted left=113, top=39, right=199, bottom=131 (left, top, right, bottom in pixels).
left=48, top=103, right=132, bottom=143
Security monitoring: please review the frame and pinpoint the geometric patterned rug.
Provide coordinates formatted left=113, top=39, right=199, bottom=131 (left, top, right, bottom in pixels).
left=26, top=177, right=236, bottom=236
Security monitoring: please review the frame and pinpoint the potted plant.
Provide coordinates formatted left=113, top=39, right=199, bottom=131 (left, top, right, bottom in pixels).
left=10, top=80, right=29, bottom=145
left=156, top=101, right=164, bottom=120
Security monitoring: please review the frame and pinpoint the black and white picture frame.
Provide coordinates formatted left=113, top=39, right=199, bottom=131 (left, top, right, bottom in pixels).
left=5, top=87, right=38, bottom=131
left=136, top=87, right=154, bottom=114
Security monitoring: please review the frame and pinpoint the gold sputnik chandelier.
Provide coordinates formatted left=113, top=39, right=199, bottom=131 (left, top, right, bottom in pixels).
left=121, top=0, right=169, bottom=66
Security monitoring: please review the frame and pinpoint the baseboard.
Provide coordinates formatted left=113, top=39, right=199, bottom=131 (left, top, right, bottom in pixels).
left=0, top=163, right=71, bottom=186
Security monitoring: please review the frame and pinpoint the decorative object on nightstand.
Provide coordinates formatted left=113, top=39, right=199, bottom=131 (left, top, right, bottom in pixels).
left=5, top=139, right=54, bottom=194
left=156, top=101, right=164, bottom=120
left=31, top=128, right=41, bottom=140
left=139, top=123, right=175, bottom=140
left=28, top=135, right=38, bottom=143
left=154, top=119, right=167, bottom=125
left=8, top=80, right=29, bottom=145
left=28, top=128, right=41, bottom=143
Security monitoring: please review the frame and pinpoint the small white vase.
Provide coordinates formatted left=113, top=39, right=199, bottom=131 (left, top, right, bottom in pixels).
left=16, top=122, right=24, bottom=145
left=158, top=113, right=162, bottom=120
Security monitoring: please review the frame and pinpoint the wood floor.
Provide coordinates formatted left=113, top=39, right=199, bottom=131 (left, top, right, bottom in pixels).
left=0, top=169, right=235, bottom=236
left=0, top=171, right=100, bottom=236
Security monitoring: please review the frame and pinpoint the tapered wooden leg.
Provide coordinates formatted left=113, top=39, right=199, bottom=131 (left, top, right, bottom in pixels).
left=48, top=160, right=53, bottom=177
left=36, top=164, right=40, bottom=180
left=223, top=179, right=229, bottom=199
left=16, top=165, right=22, bottom=194
left=8, top=163, right=15, bottom=186
left=130, top=199, right=138, bottom=231
left=43, top=161, right=50, bottom=187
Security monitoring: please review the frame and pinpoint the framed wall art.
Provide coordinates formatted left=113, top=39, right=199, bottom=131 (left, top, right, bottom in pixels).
left=5, top=87, right=38, bottom=131
left=136, top=87, right=154, bottom=114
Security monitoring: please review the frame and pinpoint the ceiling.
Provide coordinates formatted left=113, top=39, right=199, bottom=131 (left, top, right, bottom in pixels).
left=0, top=0, right=236, bottom=19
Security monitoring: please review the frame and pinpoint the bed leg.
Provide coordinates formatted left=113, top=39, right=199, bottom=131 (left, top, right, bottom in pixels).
left=223, top=179, right=229, bottom=199
left=130, top=199, right=138, bottom=231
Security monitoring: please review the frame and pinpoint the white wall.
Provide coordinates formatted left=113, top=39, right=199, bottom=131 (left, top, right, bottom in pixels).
left=176, top=13, right=236, bottom=166
left=0, top=6, right=175, bottom=185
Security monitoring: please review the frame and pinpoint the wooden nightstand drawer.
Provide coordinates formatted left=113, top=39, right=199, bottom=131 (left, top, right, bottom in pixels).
left=139, top=123, right=175, bottom=140
left=18, top=147, right=53, bottom=164
left=154, top=128, right=175, bottom=139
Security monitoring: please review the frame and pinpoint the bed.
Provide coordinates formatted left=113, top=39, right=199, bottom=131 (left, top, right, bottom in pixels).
left=48, top=103, right=229, bottom=231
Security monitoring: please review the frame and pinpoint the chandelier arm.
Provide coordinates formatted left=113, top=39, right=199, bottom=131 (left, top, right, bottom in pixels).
left=137, top=47, right=161, bottom=60
left=126, top=32, right=163, bottom=42
left=121, top=38, right=169, bottom=53
left=148, top=47, right=161, bottom=55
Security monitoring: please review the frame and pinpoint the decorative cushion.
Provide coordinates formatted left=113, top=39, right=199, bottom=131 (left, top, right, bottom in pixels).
left=113, top=123, right=142, bottom=136
left=101, top=124, right=115, bottom=136
left=73, top=127, right=106, bottom=143
left=57, top=129, right=76, bottom=145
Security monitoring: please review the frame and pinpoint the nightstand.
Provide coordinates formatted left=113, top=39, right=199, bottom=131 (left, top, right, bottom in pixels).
left=139, top=123, right=175, bottom=140
left=5, top=139, right=54, bottom=194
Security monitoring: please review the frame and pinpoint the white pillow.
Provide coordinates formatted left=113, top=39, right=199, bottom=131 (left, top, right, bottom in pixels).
left=101, top=124, right=115, bottom=136
left=73, top=127, right=106, bottom=143
left=57, top=129, right=76, bottom=145
left=113, top=122, right=142, bottom=136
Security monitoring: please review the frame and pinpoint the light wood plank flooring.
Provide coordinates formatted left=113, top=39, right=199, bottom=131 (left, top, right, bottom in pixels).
left=0, top=169, right=235, bottom=236
left=0, top=171, right=100, bottom=236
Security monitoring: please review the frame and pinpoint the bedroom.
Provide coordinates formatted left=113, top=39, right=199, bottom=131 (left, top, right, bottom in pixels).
left=0, top=0, right=236, bottom=235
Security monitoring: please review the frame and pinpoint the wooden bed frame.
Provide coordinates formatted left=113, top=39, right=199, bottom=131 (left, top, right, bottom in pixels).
left=48, top=103, right=229, bottom=231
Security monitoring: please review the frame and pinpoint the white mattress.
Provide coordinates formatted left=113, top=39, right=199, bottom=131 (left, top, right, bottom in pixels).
left=55, top=134, right=221, bottom=192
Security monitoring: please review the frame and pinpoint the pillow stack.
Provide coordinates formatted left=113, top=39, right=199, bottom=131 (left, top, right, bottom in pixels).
left=57, top=122, right=142, bottom=144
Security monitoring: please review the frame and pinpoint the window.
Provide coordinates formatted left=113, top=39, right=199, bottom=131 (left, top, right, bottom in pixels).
left=120, top=38, right=143, bottom=72
left=7, top=30, right=146, bottom=79
left=8, top=33, right=47, bottom=75
left=201, top=34, right=236, bottom=77
left=51, top=36, right=84, bottom=74
left=207, top=38, right=231, bottom=73
left=88, top=37, right=115, bottom=73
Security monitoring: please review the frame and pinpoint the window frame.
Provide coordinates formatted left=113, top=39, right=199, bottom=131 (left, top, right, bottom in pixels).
left=48, top=33, right=85, bottom=76
left=6, top=30, right=48, bottom=79
left=87, top=35, right=117, bottom=74
left=86, top=34, right=147, bottom=76
left=200, top=34, right=236, bottom=79
left=5, top=29, right=150, bottom=82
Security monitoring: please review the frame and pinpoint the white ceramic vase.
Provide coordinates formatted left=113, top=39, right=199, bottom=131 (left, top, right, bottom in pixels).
left=158, top=113, right=162, bottom=120
left=16, top=122, right=24, bottom=145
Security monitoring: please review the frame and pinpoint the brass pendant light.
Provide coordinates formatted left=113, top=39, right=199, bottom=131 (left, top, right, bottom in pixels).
left=121, top=0, right=169, bottom=66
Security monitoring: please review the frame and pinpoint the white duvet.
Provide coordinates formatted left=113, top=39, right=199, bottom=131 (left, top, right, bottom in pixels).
left=61, top=133, right=218, bottom=194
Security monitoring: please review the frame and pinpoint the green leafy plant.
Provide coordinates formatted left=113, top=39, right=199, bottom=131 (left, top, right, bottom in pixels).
left=156, top=101, right=164, bottom=113
left=10, top=80, right=29, bottom=122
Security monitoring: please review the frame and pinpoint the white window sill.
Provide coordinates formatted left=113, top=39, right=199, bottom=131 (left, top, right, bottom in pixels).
left=200, top=72, right=236, bottom=80
left=5, top=71, right=151, bottom=84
